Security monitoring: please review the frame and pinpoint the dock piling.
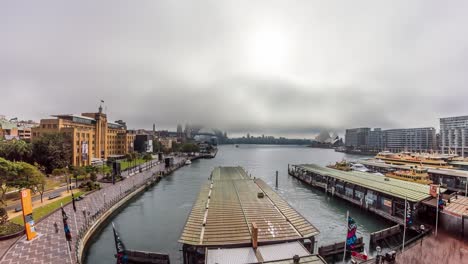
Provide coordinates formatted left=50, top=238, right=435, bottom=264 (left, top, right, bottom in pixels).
left=275, top=171, right=278, bottom=188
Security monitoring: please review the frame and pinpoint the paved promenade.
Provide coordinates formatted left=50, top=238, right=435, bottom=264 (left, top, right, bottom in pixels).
left=0, top=157, right=184, bottom=264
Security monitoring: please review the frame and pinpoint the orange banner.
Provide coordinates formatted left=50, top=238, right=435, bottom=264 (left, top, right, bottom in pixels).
left=20, top=189, right=37, bottom=241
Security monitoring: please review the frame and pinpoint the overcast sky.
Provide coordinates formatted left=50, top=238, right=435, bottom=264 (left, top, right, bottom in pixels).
left=2, top=1, right=468, bottom=138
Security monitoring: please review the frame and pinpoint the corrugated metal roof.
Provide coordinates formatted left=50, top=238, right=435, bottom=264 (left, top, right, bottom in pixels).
left=296, top=164, right=432, bottom=202
left=358, top=159, right=468, bottom=179
left=262, top=255, right=326, bottom=264
left=258, top=242, right=310, bottom=262
left=205, top=242, right=326, bottom=264
left=206, top=247, right=257, bottom=264
left=179, top=167, right=319, bottom=247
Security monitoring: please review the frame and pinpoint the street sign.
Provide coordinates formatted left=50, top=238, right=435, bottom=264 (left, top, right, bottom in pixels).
left=20, top=189, right=37, bottom=241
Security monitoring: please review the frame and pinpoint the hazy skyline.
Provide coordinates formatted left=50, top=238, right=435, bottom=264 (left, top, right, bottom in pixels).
left=2, top=1, right=468, bottom=138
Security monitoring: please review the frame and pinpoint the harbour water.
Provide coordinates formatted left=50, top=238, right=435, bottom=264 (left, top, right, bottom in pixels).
left=85, top=145, right=392, bottom=264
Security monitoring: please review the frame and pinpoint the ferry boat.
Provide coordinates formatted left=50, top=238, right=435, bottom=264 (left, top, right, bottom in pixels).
left=385, top=167, right=433, bottom=184
left=375, top=151, right=452, bottom=168
left=185, top=159, right=192, bottom=165
left=327, top=160, right=352, bottom=171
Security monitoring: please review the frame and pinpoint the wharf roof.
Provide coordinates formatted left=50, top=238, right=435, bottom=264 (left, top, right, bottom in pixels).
left=294, top=164, right=433, bottom=203
left=358, top=159, right=468, bottom=178
left=179, top=166, right=319, bottom=247
left=450, top=161, right=468, bottom=166
left=206, top=241, right=326, bottom=264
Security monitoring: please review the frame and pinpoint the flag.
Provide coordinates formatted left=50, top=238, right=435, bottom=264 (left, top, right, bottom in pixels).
left=346, top=216, right=357, bottom=250
left=71, top=192, right=77, bottom=212
left=61, top=207, right=72, bottom=242
left=112, top=223, right=128, bottom=264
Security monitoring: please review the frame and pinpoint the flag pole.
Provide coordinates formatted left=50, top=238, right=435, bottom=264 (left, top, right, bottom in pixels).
left=342, top=210, right=349, bottom=263
left=402, top=197, right=407, bottom=252
left=61, top=202, right=73, bottom=263
left=436, top=187, right=440, bottom=236
left=71, top=192, right=78, bottom=235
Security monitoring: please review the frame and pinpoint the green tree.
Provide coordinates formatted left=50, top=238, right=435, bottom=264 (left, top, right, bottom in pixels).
left=32, top=133, right=72, bottom=173
left=14, top=162, right=46, bottom=203
left=90, top=172, right=97, bottom=182
left=180, top=143, right=200, bottom=153
left=152, top=140, right=162, bottom=153
left=0, top=140, right=32, bottom=162
left=143, top=153, right=152, bottom=161
left=0, top=158, right=17, bottom=206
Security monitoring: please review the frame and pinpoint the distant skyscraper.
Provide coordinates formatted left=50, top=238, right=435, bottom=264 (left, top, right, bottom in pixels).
left=177, top=124, right=183, bottom=138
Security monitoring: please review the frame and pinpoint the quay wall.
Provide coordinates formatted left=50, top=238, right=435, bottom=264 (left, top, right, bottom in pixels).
left=77, top=159, right=187, bottom=264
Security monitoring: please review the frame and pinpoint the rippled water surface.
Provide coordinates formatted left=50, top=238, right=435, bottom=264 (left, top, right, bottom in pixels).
left=85, top=145, right=392, bottom=264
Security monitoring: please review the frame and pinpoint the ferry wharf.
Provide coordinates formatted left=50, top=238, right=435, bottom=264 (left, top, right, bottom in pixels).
left=288, top=164, right=434, bottom=226
left=179, top=166, right=324, bottom=264
left=356, top=159, right=468, bottom=195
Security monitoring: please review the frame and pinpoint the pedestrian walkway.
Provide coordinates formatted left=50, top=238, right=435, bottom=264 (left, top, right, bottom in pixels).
left=0, top=158, right=184, bottom=264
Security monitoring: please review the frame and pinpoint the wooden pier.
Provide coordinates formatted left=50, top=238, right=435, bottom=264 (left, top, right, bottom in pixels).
left=318, top=237, right=364, bottom=257
left=179, top=166, right=324, bottom=264
left=289, top=164, right=434, bottom=226
left=369, top=225, right=401, bottom=245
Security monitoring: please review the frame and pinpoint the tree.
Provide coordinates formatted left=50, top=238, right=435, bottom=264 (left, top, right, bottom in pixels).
left=180, top=143, right=200, bottom=153
left=13, top=162, right=46, bottom=193
left=90, top=172, right=97, bottom=182
left=0, top=140, right=32, bottom=162
left=32, top=133, right=72, bottom=173
left=143, top=153, right=152, bottom=161
left=0, top=158, right=17, bottom=206
left=152, top=140, right=162, bottom=153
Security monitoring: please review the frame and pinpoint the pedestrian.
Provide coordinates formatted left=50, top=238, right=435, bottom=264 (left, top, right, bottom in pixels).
left=54, top=222, right=59, bottom=233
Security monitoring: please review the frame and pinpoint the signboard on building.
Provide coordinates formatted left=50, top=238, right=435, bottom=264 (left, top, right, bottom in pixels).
left=429, top=184, right=438, bottom=197
left=146, top=139, right=153, bottom=153
left=20, top=189, right=37, bottom=241
left=81, top=141, right=88, bottom=161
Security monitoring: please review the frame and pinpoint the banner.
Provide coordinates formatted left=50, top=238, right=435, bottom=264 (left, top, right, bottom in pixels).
left=81, top=141, right=89, bottom=161
left=346, top=216, right=357, bottom=250
left=429, top=184, right=438, bottom=197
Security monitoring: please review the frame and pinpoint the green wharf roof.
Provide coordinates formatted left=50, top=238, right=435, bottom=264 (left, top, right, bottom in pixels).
left=179, top=166, right=319, bottom=247
left=294, top=164, right=433, bottom=203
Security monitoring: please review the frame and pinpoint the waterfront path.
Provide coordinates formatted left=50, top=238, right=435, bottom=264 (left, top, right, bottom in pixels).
left=0, top=157, right=184, bottom=264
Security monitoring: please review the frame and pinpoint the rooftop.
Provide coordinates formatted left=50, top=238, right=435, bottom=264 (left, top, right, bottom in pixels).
left=358, top=159, right=468, bottom=178
left=295, top=164, right=434, bottom=202
left=179, top=167, right=319, bottom=247
left=206, top=241, right=326, bottom=264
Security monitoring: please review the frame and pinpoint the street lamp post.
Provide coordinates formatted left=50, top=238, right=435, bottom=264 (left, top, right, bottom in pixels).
left=375, top=246, right=382, bottom=264
left=103, top=192, right=106, bottom=206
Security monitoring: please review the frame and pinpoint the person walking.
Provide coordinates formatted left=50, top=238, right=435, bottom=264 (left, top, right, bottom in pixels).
left=53, top=222, right=59, bottom=233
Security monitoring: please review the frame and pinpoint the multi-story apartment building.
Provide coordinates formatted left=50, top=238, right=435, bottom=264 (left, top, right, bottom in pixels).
left=344, top=127, right=370, bottom=148
left=440, top=115, right=468, bottom=157
left=367, top=128, right=383, bottom=149
left=384, top=127, right=436, bottom=152
left=345, top=126, right=436, bottom=152
left=31, top=106, right=135, bottom=166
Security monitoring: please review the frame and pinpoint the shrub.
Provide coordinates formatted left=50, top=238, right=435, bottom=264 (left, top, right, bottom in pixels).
left=90, top=172, right=97, bottom=182
left=0, top=208, right=8, bottom=225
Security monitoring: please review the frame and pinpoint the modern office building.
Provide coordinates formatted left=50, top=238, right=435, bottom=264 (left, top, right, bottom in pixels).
left=384, top=127, right=436, bottom=152
left=134, top=134, right=154, bottom=153
left=344, top=127, right=370, bottom=147
left=345, top=126, right=436, bottom=152
left=368, top=128, right=384, bottom=149
left=440, top=115, right=468, bottom=157
left=31, top=106, right=135, bottom=166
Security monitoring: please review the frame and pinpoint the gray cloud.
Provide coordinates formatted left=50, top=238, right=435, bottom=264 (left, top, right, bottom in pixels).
left=1, top=1, right=468, bottom=138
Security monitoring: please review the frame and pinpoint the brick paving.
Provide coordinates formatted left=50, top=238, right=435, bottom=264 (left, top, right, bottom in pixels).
left=0, top=158, right=185, bottom=264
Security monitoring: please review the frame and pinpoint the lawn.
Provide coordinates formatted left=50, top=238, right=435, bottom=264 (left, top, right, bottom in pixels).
left=10, top=191, right=85, bottom=226
left=118, top=158, right=147, bottom=171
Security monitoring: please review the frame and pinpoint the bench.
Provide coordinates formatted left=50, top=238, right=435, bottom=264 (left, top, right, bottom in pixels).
left=14, top=207, right=22, bottom=212
left=48, top=194, right=61, bottom=200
